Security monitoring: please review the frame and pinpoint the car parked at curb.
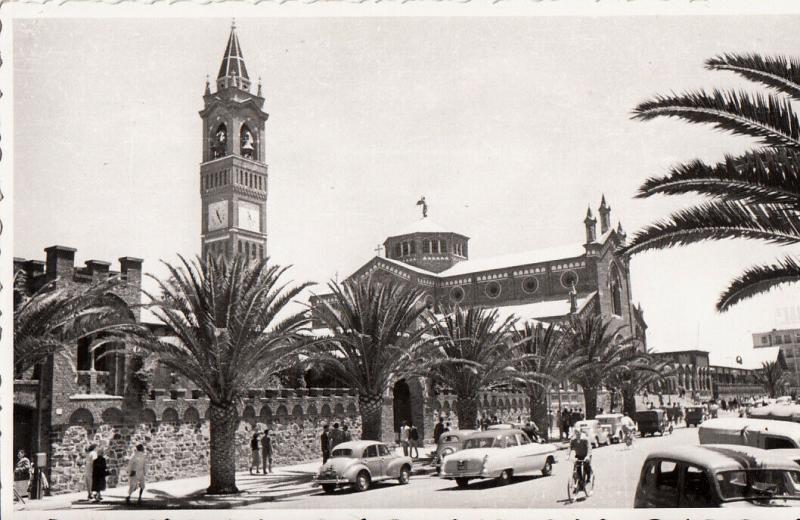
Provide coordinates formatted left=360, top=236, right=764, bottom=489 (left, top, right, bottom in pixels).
left=596, top=413, right=625, bottom=444
left=314, top=440, right=413, bottom=493
left=439, top=429, right=557, bottom=488
left=574, top=419, right=610, bottom=446
left=634, top=444, right=800, bottom=507
left=433, top=429, right=476, bottom=475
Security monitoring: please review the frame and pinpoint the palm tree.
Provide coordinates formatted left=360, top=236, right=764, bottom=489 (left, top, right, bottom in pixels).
left=510, top=320, right=583, bottom=436
left=308, top=278, right=432, bottom=441
left=605, top=353, right=673, bottom=418
left=758, top=360, right=787, bottom=398
left=139, top=254, right=311, bottom=494
left=563, top=314, right=639, bottom=419
left=13, top=271, right=140, bottom=375
left=423, top=306, right=519, bottom=430
left=623, top=54, right=800, bottom=311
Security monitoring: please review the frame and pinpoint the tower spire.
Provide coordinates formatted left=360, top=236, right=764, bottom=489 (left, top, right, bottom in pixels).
left=217, top=22, right=250, bottom=91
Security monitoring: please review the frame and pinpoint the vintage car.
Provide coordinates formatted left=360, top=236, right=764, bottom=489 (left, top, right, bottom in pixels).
left=433, top=429, right=476, bottom=475
left=596, top=413, right=626, bottom=443
left=699, top=417, right=800, bottom=449
left=314, top=440, right=413, bottom=493
left=748, top=403, right=800, bottom=423
left=439, top=429, right=557, bottom=488
left=634, top=444, right=800, bottom=507
left=685, top=405, right=705, bottom=427
left=573, top=419, right=610, bottom=447
left=636, top=409, right=671, bottom=436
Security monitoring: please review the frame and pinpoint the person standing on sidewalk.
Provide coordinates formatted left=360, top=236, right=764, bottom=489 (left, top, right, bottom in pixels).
left=409, top=423, right=420, bottom=459
left=91, top=447, right=109, bottom=502
left=329, top=423, right=345, bottom=451
left=399, top=421, right=410, bottom=456
left=342, top=424, right=352, bottom=442
left=261, top=429, right=273, bottom=474
left=84, top=444, right=97, bottom=501
left=433, top=416, right=445, bottom=445
left=249, top=432, right=261, bottom=475
left=320, top=423, right=331, bottom=463
left=126, top=444, right=147, bottom=505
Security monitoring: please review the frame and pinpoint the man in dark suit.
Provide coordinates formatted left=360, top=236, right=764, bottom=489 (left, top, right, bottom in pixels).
left=433, top=416, right=445, bottom=445
left=320, top=423, right=331, bottom=463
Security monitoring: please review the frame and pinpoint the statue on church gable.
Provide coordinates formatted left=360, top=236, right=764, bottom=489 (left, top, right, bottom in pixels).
left=416, top=196, right=428, bottom=218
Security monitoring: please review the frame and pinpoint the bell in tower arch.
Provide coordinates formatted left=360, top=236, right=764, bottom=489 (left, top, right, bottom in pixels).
left=212, top=123, right=228, bottom=159
left=240, top=125, right=255, bottom=160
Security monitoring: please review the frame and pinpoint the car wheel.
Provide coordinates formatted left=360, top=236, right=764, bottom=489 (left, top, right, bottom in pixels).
left=455, top=477, right=470, bottom=488
left=542, top=458, right=553, bottom=476
left=322, top=484, right=336, bottom=494
left=398, top=465, right=411, bottom=485
left=355, top=471, right=371, bottom=492
left=497, top=469, right=512, bottom=486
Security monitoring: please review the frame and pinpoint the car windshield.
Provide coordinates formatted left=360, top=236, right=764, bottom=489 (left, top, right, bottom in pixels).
left=330, top=448, right=353, bottom=458
left=463, top=435, right=511, bottom=449
left=716, top=469, right=800, bottom=502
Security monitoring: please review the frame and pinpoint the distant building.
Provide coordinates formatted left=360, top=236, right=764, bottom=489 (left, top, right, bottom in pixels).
left=753, top=328, right=800, bottom=391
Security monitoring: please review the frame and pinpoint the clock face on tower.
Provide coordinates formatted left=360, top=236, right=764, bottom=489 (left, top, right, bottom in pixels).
left=238, top=201, right=261, bottom=233
left=208, top=201, right=228, bottom=231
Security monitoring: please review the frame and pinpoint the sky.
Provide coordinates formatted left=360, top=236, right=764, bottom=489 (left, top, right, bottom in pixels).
left=12, top=15, right=800, bottom=362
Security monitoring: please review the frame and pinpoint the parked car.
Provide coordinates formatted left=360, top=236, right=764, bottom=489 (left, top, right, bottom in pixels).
left=685, top=405, right=705, bottom=427
left=748, top=403, right=800, bottom=423
left=314, top=441, right=413, bottom=493
left=636, top=409, right=671, bottom=436
left=573, top=419, right=610, bottom=447
left=634, top=444, right=800, bottom=507
left=439, top=429, right=557, bottom=488
left=699, top=417, right=800, bottom=449
left=776, top=396, right=794, bottom=405
left=596, top=413, right=625, bottom=443
left=433, top=429, right=476, bottom=475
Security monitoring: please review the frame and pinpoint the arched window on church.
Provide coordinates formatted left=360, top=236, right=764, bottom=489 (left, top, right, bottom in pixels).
left=212, top=123, right=228, bottom=159
left=240, top=124, right=256, bottom=160
left=423, top=239, right=431, bottom=254
left=610, top=264, right=623, bottom=316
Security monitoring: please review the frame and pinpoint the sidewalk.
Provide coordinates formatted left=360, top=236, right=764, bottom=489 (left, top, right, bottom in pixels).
left=16, top=446, right=434, bottom=511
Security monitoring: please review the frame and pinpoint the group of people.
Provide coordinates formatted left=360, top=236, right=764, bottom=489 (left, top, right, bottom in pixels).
left=319, top=422, right=353, bottom=463
left=558, top=407, right=585, bottom=440
left=248, top=429, right=274, bottom=475
left=82, top=443, right=147, bottom=504
left=432, top=417, right=452, bottom=444
left=399, top=421, right=420, bottom=459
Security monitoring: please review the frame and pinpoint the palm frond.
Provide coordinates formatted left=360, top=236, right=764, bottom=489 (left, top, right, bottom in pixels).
left=706, top=54, right=800, bottom=101
left=632, top=89, right=800, bottom=149
left=637, top=149, right=800, bottom=205
left=717, top=255, right=800, bottom=311
left=621, top=200, right=800, bottom=256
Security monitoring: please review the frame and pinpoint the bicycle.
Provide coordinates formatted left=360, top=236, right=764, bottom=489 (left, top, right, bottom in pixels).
left=567, top=457, right=594, bottom=502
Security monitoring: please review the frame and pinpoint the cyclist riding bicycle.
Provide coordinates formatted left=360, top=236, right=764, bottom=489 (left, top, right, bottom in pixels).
left=568, top=429, right=593, bottom=488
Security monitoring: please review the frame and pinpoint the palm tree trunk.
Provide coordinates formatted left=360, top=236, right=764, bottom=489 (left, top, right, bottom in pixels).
left=207, top=402, right=239, bottom=495
left=456, top=394, right=479, bottom=430
left=582, top=386, right=598, bottom=420
left=528, top=385, right=549, bottom=437
left=621, top=384, right=637, bottom=419
left=359, top=394, right=384, bottom=441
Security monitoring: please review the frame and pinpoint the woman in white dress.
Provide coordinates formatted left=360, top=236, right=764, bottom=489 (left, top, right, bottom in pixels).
left=84, top=444, right=97, bottom=500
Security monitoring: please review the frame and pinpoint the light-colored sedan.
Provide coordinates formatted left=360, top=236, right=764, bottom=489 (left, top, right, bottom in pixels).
left=574, top=419, right=610, bottom=447
left=439, top=429, right=557, bottom=488
left=314, top=440, right=413, bottom=493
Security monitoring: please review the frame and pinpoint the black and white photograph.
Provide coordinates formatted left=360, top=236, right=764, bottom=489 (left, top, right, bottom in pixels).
left=7, top=4, right=800, bottom=517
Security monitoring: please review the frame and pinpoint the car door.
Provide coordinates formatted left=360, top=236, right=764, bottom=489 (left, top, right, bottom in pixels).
left=678, top=463, right=717, bottom=507
left=515, top=432, right=538, bottom=474
left=634, top=459, right=680, bottom=508
left=363, top=444, right=383, bottom=480
left=376, top=444, right=394, bottom=478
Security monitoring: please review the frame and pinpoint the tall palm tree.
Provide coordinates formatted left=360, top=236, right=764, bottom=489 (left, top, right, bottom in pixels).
left=510, top=320, right=583, bottom=436
left=308, top=278, right=432, bottom=441
left=623, top=54, right=800, bottom=311
left=758, top=360, right=788, bottom=398
left=563, top=314, right=639, bottom=419
left=13, top=271, right=140, bottom=375
left=423, top=306, right=519, bottom=430
left=139, top=254, right=311, bottom=494
left=605, top=353, right=672, bottom=418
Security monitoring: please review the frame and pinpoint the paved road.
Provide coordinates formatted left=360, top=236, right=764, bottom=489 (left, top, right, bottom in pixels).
left=251, top=426, right=700, bottom=509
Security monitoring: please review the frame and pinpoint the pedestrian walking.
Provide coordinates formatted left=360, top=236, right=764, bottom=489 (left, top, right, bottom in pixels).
left=84, top=444, right=97, bottom=500
left=249, top=432, right=261, bottom=475
left=342, top=424, right=352, bottom=442
left=321, top=423, right=331, bottom=463
left=433, top=416, right=445, bottom=445
left=409, top=423, right=420, bottom=459
left=125, top=444, right=147, bottom=505
left=400, top=421, right=410, bottom=456
left=261, top=429, right=273, bottom=474
left=91, top=447, right=109, bottom=502
left=329, top=423, right=345, bottom=451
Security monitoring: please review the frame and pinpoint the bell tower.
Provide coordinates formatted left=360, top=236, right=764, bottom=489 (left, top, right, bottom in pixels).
left=199, top=22, right=269, bottom=261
